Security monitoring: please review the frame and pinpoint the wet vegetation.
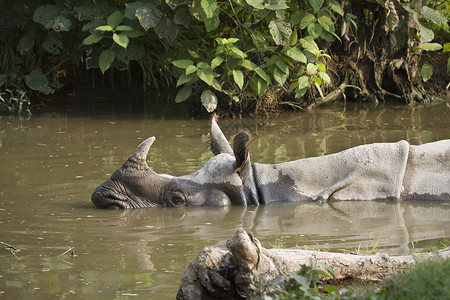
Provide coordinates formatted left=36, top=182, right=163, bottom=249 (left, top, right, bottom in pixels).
left=251, top=256, right=450, bottom=300
left=0, top=0, right=448, bottom=116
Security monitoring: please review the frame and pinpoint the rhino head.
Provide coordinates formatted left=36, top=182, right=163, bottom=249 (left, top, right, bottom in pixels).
left=91, top=117, right=256, bottom=209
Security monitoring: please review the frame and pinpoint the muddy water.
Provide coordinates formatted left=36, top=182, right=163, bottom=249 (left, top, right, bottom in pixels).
left=1, top=101, right=449, bottom=299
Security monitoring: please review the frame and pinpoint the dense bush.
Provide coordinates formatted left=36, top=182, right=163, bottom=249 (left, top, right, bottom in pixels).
left=0, top=0, right=448, bottom=115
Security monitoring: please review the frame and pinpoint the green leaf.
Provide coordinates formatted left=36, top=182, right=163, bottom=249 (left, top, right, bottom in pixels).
left=317, top=62, right=325, bottom=72
left=116, top=25, right=134, bottom=31
left=286, top=47, right=307, bottom=63
left=246, top=0, right=288, bottom=10
left=136, top=7, right=163, bottom=30
left=422, top=6, right=447, bottom=24
left=314, top=81, right=324, bottom=97
left=25, top=70, right=49, bottom=92
left=275, top=59, right=289, bottom=75
left=212, top=79, right=222, bottom=91
left=186, top=65, right=198, bottom=75
left=82, top=20, right=105, bottom=33
left=175, top=86, right=192, bottom=103
left=204, top=14, right=220, bottom=32
left=307, top=63, right=318, bottom=74
left=298, top=75, right=310, bottom=89
left=255, top=68, right=271, bottom=84
left=201, top=90, right=218, bottom=112
left=251, top=31, right=267, bottom=52
left=107, top=11, right=123, bottom=29
left=123, top=29, right=145, bottom=38
left=295, top=87, right=307, bottom=98
left=309, top=0, right=323, bottom=13
left=300, top=36, right=319, bottom=52
left=265, top=0, right=288, bottom=10
left=289, top=28, right=298, bottom=46
left=291, top=10, right=306, bottom=25
left=274, top=67, right=288, bottom=85
left=328, top=0, right=344, bottom=16
left=125, top=2, right=148, bottom=19
left=307, top=22, right=323, bottom=39
left=414, top=13, right=434, bottom=43
left=300, top=14, right=316, bottom=29
left=240, top=59, right=257, bottom=70
left=201, top=0, right=217, bottom=18
left=197, top=62, right=209, bottom=69
left=414, top=43, right=443, bottom=51
left=420, top=62, right=433, bottom=82
left=233, top=69, right=244, bottom=90
left=211, top=57, right=224, bottom=70
left=245, top=0, right=264, bottom=9
left=197, top=67, right=215, bottom=86
left=318, top=15, right=334, bottom=33
left=443, top=43, right=450, bottom=53
left=316, top=261, right=336, bottom=279
left=83, top=33, right=103, bottom=45
left=174, top=6, right=191, bottom=28
left=33, top=5, right=59, bottom=27
left=313, top=76, right=322, bottom=86
left=43, top=35, right=63, bottom=54
left=99, top=49, right=115, bottom=74
left=229, top=45, right=246, bottom=59
left=50, top=16, right=72, bottom=32
left=177, top=73, right=195, bottom=87
left=172, top=59, right=194, bottom=69
left=113, top=33, right=129, bottom=48
left=250, top=76, right=268, bottom=97
left=96, top=25, right=114, bottom=31
left=269, top=20, right=292, bottom=46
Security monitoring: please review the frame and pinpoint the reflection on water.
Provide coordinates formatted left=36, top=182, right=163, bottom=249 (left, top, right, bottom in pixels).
left=0, top=101, right=449, bottom=299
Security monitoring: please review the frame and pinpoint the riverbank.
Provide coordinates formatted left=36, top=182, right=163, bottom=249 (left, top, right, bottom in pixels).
left=177, top=229, right=450, bottom=299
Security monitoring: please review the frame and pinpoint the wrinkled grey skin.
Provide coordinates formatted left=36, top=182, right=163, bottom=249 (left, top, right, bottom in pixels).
left=92, top=118, right=450, bottom=209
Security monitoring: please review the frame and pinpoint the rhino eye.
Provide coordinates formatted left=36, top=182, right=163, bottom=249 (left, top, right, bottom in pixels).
left=168, top=191, right=187, bottom=207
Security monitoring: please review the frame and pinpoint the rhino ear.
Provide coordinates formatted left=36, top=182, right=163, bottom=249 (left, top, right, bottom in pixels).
left=233, top=131, right=252, bottom=179
left=210, top=114, right=234, bottom=156
left=123, top=137, right=155, bottom=171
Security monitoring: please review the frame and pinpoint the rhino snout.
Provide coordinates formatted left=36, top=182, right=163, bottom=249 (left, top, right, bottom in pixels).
left=91, top=184, right=129, bottom=209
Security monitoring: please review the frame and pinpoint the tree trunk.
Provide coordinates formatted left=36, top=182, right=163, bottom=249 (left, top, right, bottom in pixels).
left=177, top=229, right=450, bottom=299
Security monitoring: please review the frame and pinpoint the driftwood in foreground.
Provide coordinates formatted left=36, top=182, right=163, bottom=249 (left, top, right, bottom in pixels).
left=177, top=228, right=450, bottom=299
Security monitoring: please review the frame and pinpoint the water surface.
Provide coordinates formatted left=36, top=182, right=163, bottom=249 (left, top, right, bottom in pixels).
left=1, top=101, right=449, bottom=299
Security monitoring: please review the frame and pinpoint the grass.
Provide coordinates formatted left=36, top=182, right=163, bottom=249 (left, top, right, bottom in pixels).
left=251, top=255, right=450, bottom=300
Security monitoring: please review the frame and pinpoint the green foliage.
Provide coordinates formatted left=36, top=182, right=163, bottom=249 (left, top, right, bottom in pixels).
left=401, top=2, right=449, bottom=82
left=251, top=257, right=450, bottom=300
left=383, top=256, right=450, bottom=300
left=0, top=89, right=31, bottom=116
left=250, top=258, right=336, bottom=299
left=168, top=0, right=341, bottom=107
left=1, top=0, right=447, bottom=113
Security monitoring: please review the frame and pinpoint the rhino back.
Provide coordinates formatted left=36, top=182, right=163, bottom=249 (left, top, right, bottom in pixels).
left=253, top=141, right=410, bottom=203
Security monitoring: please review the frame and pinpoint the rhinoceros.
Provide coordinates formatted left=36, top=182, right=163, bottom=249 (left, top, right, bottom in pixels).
left=91, top=117, right=450, bottom=209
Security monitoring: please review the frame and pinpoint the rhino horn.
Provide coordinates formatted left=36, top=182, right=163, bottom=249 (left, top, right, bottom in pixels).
left=123, top=137, right=156, bottom=171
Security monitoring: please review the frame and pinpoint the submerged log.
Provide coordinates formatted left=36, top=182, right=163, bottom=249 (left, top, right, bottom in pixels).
left=177, top=228, right=450, bottom=299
